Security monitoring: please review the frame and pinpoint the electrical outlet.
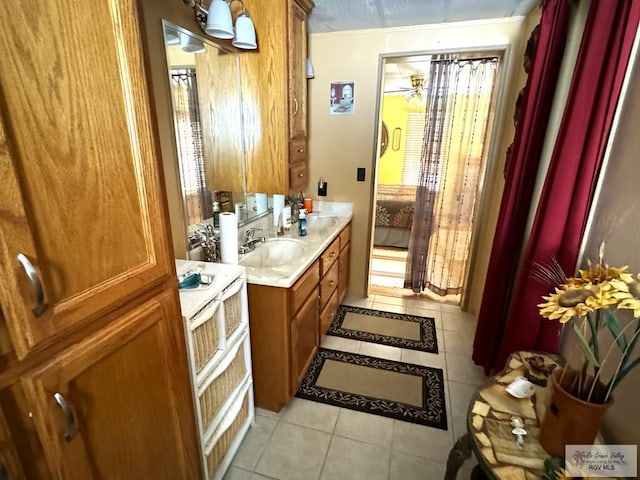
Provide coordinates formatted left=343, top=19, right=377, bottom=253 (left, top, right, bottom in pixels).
left=318, top=179, right=327, bottom=196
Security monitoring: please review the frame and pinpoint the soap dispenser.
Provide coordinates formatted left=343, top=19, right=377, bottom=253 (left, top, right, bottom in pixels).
left=298, top=209, right=307, bottom=237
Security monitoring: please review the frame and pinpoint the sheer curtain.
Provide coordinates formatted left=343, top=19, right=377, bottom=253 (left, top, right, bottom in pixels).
left=170, top=69, right=211, bottom=226
left=405, top=56, right=498, bottom=295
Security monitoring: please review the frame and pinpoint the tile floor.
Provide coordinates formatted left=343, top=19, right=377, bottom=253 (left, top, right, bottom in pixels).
left=225, top=293, right=488, bottom=480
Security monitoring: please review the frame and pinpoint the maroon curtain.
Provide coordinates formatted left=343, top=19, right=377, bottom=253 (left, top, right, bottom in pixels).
left=474, top=0, right=640, bottom=373
left=472, top=0, right=570, bottom=373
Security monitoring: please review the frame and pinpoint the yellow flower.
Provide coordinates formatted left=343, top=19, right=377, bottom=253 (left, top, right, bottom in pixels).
left=617, top=273, right=640, bottom=317
left=585, top=280, right=631, bottom=310
left=577, top=264, right=633, bottom=284
left=538, top=286, right=595, bottom=323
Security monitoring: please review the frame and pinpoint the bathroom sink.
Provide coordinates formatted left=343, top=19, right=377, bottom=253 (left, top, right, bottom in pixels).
left=239, top=238, right=307, bottom=268
left=306, top=214, right=339, bottom=230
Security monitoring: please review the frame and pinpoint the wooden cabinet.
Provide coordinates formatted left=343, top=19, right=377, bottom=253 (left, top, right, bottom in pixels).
left=0, top=0, right=172, bottom=360
left=21, top=292, right=196, bottom=480
left=247, top=222, right=351, bottom=411
left=338, top=223, right=352, bottom=304
left=290, top=289, right=320, bottom=393
left=241, top=0, right=315, bottom=194
left=0, top=1, right=200, bottom=478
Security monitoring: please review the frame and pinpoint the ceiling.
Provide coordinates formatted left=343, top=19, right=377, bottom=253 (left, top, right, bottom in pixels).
left=307, top=0, right=536, bottom=34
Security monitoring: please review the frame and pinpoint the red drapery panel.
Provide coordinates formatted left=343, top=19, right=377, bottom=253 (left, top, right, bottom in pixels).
left=472, top=0, right=570, bottom=373
left=494, top=0, right=640, bottom=369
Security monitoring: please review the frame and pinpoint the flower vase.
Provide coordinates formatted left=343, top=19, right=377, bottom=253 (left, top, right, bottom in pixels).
left=539, top=368, right=612, bottom=458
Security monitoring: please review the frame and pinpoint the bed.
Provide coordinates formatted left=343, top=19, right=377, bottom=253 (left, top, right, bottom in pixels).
left=374, top=185, right=416, bottom=249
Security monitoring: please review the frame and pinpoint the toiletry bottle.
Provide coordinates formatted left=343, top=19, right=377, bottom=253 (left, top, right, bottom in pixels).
left=212, top=201, right=220, bottom=229
left=283, top=200, right=292, bottom=231
left=298, top=209, right=307, bottom=237
left=277, top=211, right=285, bottom=237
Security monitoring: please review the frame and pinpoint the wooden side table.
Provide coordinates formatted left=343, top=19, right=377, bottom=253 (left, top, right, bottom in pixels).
left=445, top=351, right=561, bottom=480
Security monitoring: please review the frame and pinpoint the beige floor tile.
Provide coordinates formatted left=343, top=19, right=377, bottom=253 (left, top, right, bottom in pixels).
left=448, top=380, right=480, bottom=439
left=357, top=341, right=402, bottom=361
left=333, top=408, right=394, bottom=447
left=255, top=407, right=282, bottom=420
left=391, top=420, right=454, bottom=463
left=232, top=415, right=278, bottom=470
left=280, top=397, right=340, bottom=433
left=223, top=466, right=253, bottom=480
left=389, top=451, right=447, bottom=480
left=254, top=422, right=331, bottom=480
left=401, top=349, right=446, bottom=372
left=320, top=335, right=361, bottom=353
left=441, top=310, right=477, bottom=332
left=342, top=294, right=375, bottom=308
left=445, top=352, right=488, bottom=387
left=443, top=329, right=474, bottom=353
left=371, top=295, right=406, bottom=307
left=440, top=303, right=464, bottom=314
left=320, top=436, right=390, bottom=480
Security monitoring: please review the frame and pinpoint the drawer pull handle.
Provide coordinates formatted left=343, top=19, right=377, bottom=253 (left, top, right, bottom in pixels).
left=298, top=173, right=304, bottom=178
left=17, top=253, right=47, bottom=317
left=329, top=252, right=336, bottom=258
left=329, top=280, right=335, bottom=286
left=292, top=98, right=299, bottom=115
left=54, top=392, right=77, bottom=441
left=297, top=147, right=304, bottom=153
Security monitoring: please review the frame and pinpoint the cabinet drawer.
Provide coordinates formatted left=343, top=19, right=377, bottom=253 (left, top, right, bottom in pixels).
left=339, top=223, right=351, bottom=250
left=320, top=237, right=340, bottom=276
left=197, top=332, right=250, bottom=439
left=320, top=261, right=338, bottom=310
left=289, top=138, right=307, bottom=164
left=320, top=288, right=339, bottom=337
left=221, top=277, right=246, bottom=341
left=289, top=162, right=307, bottom=192
left=290, top=261, right=319, bottom=314
left=204, top=379, right=252, bottom=480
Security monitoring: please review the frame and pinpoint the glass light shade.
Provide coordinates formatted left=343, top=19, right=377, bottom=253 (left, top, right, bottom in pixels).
left=205, top=0, right=234, bottom=39
left=164, top=28, right=180, bottom=46
left=232, top=13, right=257, bottom=50
left=180, top=32, right=206, bottom=53
left=306, top=58, right=315, bottom=79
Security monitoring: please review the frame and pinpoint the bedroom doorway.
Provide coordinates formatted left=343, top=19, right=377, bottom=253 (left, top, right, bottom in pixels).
left=369, top=52, right=501, bottom=305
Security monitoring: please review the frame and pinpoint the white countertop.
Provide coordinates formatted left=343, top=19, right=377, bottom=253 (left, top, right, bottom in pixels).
left=238, top=203, right=353, bottom=288
left=175, top=259, right=245, bottom=320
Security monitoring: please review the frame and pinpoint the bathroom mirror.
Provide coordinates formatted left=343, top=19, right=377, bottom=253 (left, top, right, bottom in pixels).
left=162, top=21, right=270, bottom=231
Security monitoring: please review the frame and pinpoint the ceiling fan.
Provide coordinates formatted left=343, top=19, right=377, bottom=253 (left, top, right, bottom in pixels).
left=384, top=74, right=428, bottom=106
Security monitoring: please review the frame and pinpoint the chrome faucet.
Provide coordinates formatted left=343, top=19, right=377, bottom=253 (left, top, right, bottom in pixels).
left=188, top=224, right=220, bottom=262
left=239, top=228, right=266, bottom=254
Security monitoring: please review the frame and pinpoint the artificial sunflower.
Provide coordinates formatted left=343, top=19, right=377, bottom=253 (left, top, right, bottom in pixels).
left=537, top=249, right=640, bottom=403
left=538, top=285, right=594, bottom=323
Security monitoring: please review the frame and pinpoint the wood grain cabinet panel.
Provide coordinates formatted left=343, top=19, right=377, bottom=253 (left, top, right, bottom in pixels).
left=290, top=288, right=319, bottom=394
left=339, top=240, right=351, bottom=304
left=0, top=0, right=172, bottom=359
left=242, top=0, right=314, bottom=194
left=20, top=291, right=199, bottom=480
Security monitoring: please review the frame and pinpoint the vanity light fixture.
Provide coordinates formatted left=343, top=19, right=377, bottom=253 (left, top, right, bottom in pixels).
left=183, top=0, right=258, bottom=50
left=179, top=32, right=206, bottom=53
left=306, top=58, right=315, bottom=79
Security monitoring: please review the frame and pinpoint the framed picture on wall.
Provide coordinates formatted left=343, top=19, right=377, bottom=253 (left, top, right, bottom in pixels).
left=330, top=81, right=355, bottom=115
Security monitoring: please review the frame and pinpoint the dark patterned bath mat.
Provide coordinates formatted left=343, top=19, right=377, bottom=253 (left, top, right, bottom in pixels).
left=327, top=305, right=438, bottom=353
left=296, top=348, right=447, bottom=430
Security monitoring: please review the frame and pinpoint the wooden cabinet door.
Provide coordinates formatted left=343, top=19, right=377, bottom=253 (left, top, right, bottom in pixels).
left=0, top=0, right=172, bottom=359
left=290, top=288, right=319, bottom=394
left=339, top=242, right=351, bottom=304
left=0, top=405, right=29, bottom=480
left=288, top=1, right=308, bottom=140
left=20, top=291, right=200, bottom=480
